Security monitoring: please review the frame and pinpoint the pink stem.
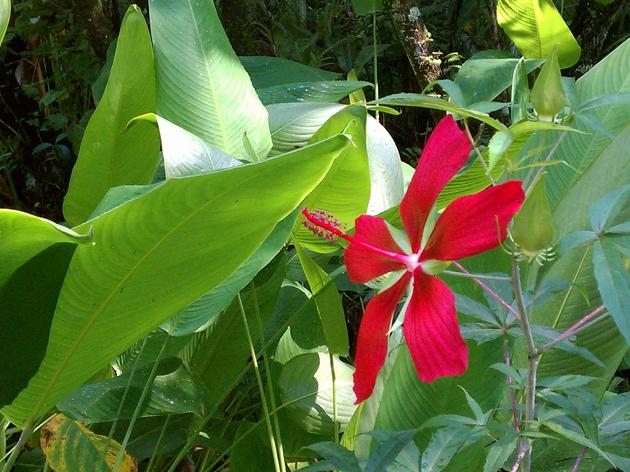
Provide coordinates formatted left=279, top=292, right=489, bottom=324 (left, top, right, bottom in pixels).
left=504, top=340, right=520, bottom=432
left=453, top=262, right=521, bottom=321
left=511, top=447, right=527, bottom=472
left=540, top=305, right=606, bottom=353
left=302, top=209, right=411, bottom=266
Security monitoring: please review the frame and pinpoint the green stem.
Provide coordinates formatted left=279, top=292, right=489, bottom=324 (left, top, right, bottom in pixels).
left=512, top=259, right=537, bottom=472
left=1, top=419, right=33, bottom=472
left=250, top=283, right=286, bottom=471
left=464, top=119, right=495, bottom=185
left=112, top=336, right=170, bottom=472
left=146, top=415, right=170, bottom=472
left=328, top=351, right=339, bottom=443
left=0, top=419, right=8, bottom=469
left=237, top=293, right=282, bottom=472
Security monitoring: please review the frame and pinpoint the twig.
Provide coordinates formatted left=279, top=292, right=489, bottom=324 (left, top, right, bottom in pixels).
left=464, top=119, right=495, bottom=185
left=504, top=340, right=520, bottom=432
left=570, top=447, right=587, bottom=472
left=443, top=269, right=511, bottom=282
left=539, top=305, right=607, bottom=353
left=510, top=446, right=527, bottom=472
left=529, top=132, right=568, bottom=186
left=453, top=262, right=520, bottom=321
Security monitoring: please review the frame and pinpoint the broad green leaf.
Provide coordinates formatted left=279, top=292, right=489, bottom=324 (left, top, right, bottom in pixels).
left=375, top=93, right=508, bottom=131
left=295, top=245, right=349, bottom=356
left=257, top=80, right=371, bottom=105
left=483, top=435, right=518, bottom=472
left=453, top=52, right=541, bottom=105
left=63, top=6, right=159, bottom=226
left=295, top=105, right=371, bottom=251
left=40, top=414, right=137, bottom=472
left=365, top=430, right=417, bottom=472
left=134, top=114, right=242, bottom=178
left=593, top=239, right=630, bottom=344
left=0, top=209, right=89, bottom=287
left=496, top=0, right=581, bottom=68
left=543, top=421, right=614, bottom=466
left=0, top=0, right=9, bottom=45
left=162, top=213, right=295, bottom=336
left=150, top=0, right=271, bottom=161
left=269, top=102, right=404, bottom=216
left=231, top=421, right=276, bottom=472
left=511, top=58, right=531, bottom=123
left=240, top=56, right=338, bottom=90
left=278, top=353, right=356, bottom=436
left=350, top=0, right=383, bottom=15
left=1, top=136, right=349, bottom=426
left=57, top=359, right=207, bottom=423
left=0, top=244, right=76, bottom=408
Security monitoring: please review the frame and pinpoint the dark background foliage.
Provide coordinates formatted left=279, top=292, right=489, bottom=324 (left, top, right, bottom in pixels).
left=0, top=0, right=627, bottom=220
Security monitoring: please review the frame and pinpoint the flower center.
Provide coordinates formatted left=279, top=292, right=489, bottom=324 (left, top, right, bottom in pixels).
left=403, top=253, right=421, bottom=272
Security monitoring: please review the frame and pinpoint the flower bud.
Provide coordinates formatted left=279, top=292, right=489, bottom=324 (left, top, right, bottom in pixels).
left=512, top=174, right=557, bottom=260
left=531, top=47, right=564, bottom=121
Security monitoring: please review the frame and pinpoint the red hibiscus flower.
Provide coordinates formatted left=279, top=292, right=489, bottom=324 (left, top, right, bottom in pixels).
left=302, top=116, right=525, bottom=403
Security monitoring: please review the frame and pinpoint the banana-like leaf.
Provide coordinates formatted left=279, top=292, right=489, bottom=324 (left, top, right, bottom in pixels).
left=0, top=0, right=9, bottom=45
left=150, top=0, right=272, bottom=161
left=278, top=352, right=356, bottom=436
left=63, top=6, right=160, bottom=226
left=496, top=0, right=581, bottom=68
left=41, top=414, right=138, bottom=471
left=268, top=102, right=404, bottom=216
left=1, top=136, right=349, bottom=426
left=240, top=56, right=338, bottom=90
left=257, top=80, right=371, bottom=105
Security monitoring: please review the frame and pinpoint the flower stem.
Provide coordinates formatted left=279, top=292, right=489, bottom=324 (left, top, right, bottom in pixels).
left=464, top=119, right=494, bottom=185
left=373, top=12, right=379, bottom=120
left=237, top=293, right=282, bottom=472
left=571, top=447, right=587, bottom=472
left=329, top=351, right=339, bottom=443
left=250, top=282, right=287, bottom=471
left=512, top=259, right=537, bottom=472
left=443, top=269, right=511, bottom=282
left=503, top=340, right=520, bottom=432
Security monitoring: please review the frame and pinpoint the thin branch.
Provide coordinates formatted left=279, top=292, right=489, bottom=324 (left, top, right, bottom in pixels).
left=464, top=119, right=495, bottom=185
left=539, top=305, right=607, bottom=353
left=570, top=447, right=587, bottom=472
left=443, top=269, right=511, bottom=281
left=510, top=446, right=527, bottom=472
left=453, top=262, right=520, bottom=320
left=504, top=340, right=520, bottom=432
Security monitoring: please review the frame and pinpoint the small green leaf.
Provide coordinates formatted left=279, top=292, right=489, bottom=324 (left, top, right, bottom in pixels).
left=588, top=184, right=630, bottom=234
left=295, top=245, right=349, bottom=356
left=306, top=442, right=361, bottom=472
left=365, top=430, right=417, bottom=472
left=593, top=239, right=630, bottom=345
left=421, top=426, right=469, bottom=472
left=511, top=58, right=531, bottom=123
left=483, top=434, right=518, bottom=472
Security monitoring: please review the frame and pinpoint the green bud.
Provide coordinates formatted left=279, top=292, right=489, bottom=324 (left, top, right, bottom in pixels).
left=531, top=47, right=564, bottom=121
left=512, top=174, right=558, bottom=260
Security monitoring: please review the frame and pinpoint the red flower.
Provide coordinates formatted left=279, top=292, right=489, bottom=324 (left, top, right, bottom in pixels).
left=303, top=116, right=524, bottom=403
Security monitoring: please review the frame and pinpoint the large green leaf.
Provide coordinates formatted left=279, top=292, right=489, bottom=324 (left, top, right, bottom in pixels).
left=294, top=105, right=371, bottom=251
left=239, top=56, right=338, bottom=90
left=150, top=0, right=271, bottom=161
left=0, top=0, right=9, bottom=45
left=454, top=51, right=541, bottom=105
left=257, top=80, right=371, bottom=106
left=40, top=414, right=137, bottom=472
left=0, top=244, right=77, bottom=408
left=268, top=102, right=404, bottom=216
left=63, top=6, right=160, bottom=226
left=496, top=0, right=581, bottom=68
left=1, top=136, right=349, bottom=426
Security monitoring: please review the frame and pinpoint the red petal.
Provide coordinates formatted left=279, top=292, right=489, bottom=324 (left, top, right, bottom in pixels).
left=353, top=273, right=412, bottom=403
left=403, top=271, right=468, bottom=382
left=400, top=116, right=470, bottom=253
left=421, top=180, right=525, bottom=262
left=343, top=215, right=406, bottom=283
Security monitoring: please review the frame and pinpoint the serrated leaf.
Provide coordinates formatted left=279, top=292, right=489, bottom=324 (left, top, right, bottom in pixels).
left=365, top=430, right=417, bottom=472
left=421, top=426, right=469, bottom=472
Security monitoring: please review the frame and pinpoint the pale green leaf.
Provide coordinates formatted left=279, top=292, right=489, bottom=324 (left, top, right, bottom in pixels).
left=63, top=6, right=160, bottom=226
left=496, top=0, right=581, bottom=68
left=0, top=0, right=10, bottom=45
left=150, top=0, right=271, bottom=161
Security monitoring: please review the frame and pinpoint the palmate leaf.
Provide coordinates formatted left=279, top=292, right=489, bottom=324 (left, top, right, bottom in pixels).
left=63, top=6, right=160, bottom=226
left=1, top=136, right=350, bottom=426
left=496, top=0, right=581, bottom=68
left=150, top=0, right=272, bottom=161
